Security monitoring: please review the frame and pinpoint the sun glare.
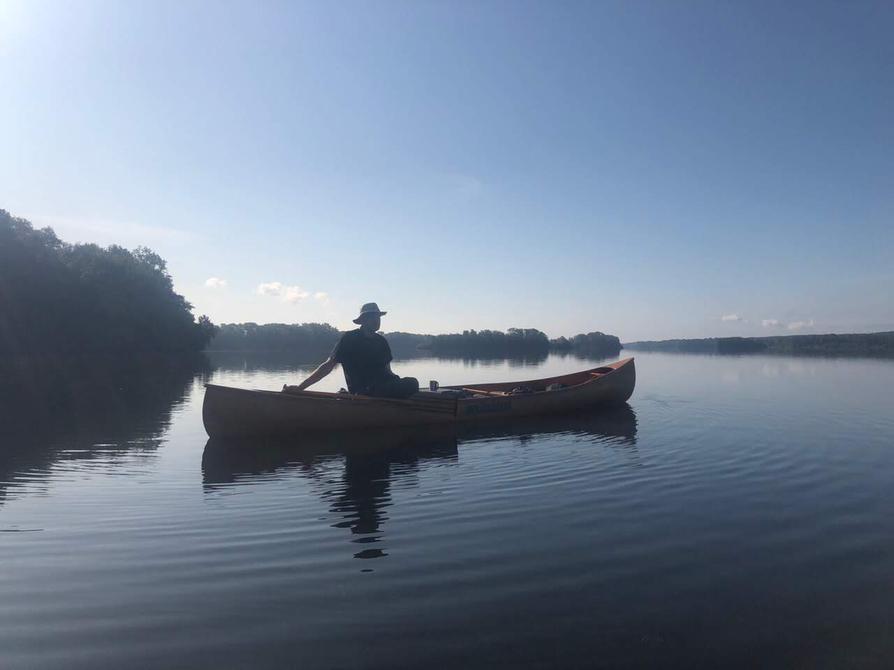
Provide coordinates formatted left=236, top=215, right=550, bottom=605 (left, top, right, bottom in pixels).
left=0, top=0, right=27, bottom=41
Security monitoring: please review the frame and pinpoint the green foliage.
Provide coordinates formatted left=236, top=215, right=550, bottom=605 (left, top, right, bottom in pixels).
left=209, top=322, right=341, bottom=355
left=550, top=331, right=622, bottom=356
left=209, top=325, right=430, bottom=359
left=207, top=324, right=625, bottom=360
left=0, top=209, right=215, bottom=353
left=623, top=338, right=768, bottom=353
left=759, top=333, right=894, bottom=356
left=380, top=331, right=430, bottom=358
left=425, top=328, right=550, bottom=356
left=624, top=333, right=894, bottom=356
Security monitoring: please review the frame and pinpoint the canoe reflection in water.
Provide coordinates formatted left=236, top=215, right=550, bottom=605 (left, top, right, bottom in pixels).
left=202, top=428, right=460, bottom=562
left=202, top=404, right=637, bottom=563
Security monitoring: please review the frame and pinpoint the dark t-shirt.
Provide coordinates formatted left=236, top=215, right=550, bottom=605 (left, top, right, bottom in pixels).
left=331, top=329, right=395, bottom=394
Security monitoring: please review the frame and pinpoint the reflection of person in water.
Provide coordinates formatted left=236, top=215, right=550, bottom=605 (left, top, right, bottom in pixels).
left=330, top=452, right=393, bottom=559
left=202, top=407, right=637, bottom=564
left=326, top=434, right=460, bottom=561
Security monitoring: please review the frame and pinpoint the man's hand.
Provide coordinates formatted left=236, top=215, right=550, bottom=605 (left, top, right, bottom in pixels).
left=284, top=357, right=337, bottom=393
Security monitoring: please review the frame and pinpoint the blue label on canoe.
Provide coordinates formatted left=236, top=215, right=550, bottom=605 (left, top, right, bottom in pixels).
left=465, top=400, right=512, bottom=415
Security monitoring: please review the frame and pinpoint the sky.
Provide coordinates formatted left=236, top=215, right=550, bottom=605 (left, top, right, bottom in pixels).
left=1, top=0, right=892, bottom=341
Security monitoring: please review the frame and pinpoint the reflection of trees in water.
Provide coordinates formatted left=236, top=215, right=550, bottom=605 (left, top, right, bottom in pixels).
left=204, top=350, right=551, bottom=373
left=0, top=353, right=209, bottom=506
left=205, top=350, right=329, bottom=373
left=435, top=353, right=549, bottom=368
left=550, top=350, right=620, bottom=363
left=426, top=351, right=617, bottom=369
left=202, top=405, right=637, bottom=563
left=205, top=350, right=621, bottom=375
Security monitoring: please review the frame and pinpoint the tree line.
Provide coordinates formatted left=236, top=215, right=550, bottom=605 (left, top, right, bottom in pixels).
left=209, top=323, right=622, bottom=358
left=2, top=208, right=621, bottom=359
left=209, top=322, right=342, bottom=359
left=624, top=333, right=894, bottom=356
left=549, top=332, right=623, bottom=357
left=0, top=210, right=216, bottom=354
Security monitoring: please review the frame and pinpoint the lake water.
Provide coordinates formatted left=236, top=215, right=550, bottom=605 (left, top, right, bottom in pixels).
left=2, top=352, right=893, bottom=669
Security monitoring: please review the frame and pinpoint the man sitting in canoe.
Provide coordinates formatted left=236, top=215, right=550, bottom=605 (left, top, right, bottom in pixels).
left=285, top=302, right=420, bottom=399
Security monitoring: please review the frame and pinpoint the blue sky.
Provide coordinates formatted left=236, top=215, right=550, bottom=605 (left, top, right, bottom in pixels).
left=2, top=0, right=892, bottom=340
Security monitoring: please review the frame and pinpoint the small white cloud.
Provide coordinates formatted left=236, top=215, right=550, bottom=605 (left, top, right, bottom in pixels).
left=205, top=277, right=227, bottom=289
left=761, top=319, right=781, bottom=328
left=257, top=281, right=284, bottom=296
left=787, top=319, right=815, bottom=331
left=721, top=314, right=744, bottom=322
left=258, top=281, right=323, bottom=305
left=284, top=286, right=310, bottom=303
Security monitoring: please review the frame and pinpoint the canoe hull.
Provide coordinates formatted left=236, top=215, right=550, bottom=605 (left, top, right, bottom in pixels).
left=202, top=358, right=635, bottom=438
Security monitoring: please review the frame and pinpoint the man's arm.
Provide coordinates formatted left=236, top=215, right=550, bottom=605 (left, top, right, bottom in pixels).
left=285, top=357, right=338, bottom=392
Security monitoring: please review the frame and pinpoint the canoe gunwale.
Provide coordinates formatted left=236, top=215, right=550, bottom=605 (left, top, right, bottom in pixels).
left=444, top=357, right=633, bottom=396
left=206, top=357, right=634, bottom=403
left=202, top=358, right=635, bottom=437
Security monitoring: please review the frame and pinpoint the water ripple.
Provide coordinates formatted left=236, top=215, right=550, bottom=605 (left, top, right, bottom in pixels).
left=3, top=353, right=894, bottom=668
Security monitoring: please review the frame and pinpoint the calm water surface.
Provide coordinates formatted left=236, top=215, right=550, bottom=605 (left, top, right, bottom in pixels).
left=2, top=352, right=894, bottom=669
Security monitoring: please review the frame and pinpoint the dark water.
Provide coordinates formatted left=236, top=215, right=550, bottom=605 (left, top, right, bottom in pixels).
left=2, top=352, right=893, bottom=669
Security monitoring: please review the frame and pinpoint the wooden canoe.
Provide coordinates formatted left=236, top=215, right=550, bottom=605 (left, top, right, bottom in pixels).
left=202, top=357, right=635, bottom=438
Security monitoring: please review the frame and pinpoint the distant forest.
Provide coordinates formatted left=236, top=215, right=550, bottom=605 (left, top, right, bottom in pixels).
left=2, top=207, right=621, bottom=360
left=423, top=329, right=621, bottom=358
left=210, top=322, right=342, bottom=358
left=0, top=210, right=216, bottom=354
left=209, top=324, right=622, bottom=359
left=624, top=333, right=894, bottom=357
left=424, top=328, right=550, bottom=357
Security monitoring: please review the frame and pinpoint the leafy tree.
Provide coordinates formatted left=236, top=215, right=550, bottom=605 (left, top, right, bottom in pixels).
left=209, top=322, right=341, bottom=354
left=0, top=209, right=215, bottom=353
left=425, top=328, right=551, bottom=356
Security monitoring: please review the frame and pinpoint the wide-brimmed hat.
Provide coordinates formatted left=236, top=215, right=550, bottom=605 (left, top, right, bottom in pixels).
left=353, top=302, right=387, bottom=324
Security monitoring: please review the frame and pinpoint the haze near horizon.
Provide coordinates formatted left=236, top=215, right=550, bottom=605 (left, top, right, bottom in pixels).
left=1, top=1, right=891, bottom=341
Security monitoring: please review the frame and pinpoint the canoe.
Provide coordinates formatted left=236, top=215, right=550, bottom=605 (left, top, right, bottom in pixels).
left=202, top=357, right=635, bottom=438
